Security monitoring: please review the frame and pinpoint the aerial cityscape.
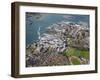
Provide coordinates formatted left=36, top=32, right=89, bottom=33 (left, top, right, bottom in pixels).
left=26, top=12, right=89, bottom=67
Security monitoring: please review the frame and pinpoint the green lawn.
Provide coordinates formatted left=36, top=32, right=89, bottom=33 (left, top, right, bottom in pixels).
left=71, top=58, right=81, bottom=65
left=63, top=47, right=89, bottom=59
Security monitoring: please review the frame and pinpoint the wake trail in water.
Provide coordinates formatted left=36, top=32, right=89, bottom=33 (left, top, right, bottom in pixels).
left=37, top=26, right=41, bottom=40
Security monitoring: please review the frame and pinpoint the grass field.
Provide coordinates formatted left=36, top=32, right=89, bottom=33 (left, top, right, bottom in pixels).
left=63, top=47, right=89, bottom=65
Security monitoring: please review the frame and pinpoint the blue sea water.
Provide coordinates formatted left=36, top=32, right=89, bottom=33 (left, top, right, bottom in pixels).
left=26, top=12, right=89, bottom=46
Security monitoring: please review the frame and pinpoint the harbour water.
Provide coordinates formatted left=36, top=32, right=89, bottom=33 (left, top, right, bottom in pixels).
left=26, top=12, right=89, bottom=46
